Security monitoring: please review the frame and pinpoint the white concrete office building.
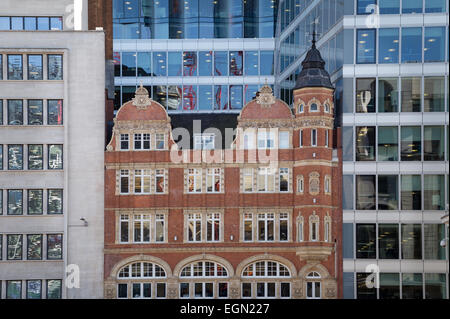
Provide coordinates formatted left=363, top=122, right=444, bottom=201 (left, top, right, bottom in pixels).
left=0, top=0, right=105, bottom=299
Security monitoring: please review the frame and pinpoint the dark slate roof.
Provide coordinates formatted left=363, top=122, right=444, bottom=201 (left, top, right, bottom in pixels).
left=294, top=42, right=333, bottom=90
left=170, top=113, right=238, bottom=149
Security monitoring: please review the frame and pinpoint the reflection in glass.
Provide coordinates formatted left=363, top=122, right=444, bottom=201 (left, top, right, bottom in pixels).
left=47, top=280, right=62, bottom=299
left=214, top=51, right=228, bottom=76
left=48, top=100, right=63, bottom=125
left=230, top=85, right=243, bottom=109
left=356, top=29, right=376, bottom=64
left=183, top=51, right=197, bottom=76
left=378, top=126, right=398, bottom=161
left=401, top=175, right=421, bottom=210
left=24, top=17, right=37, bottom=30
left=424, top=27, right=445, bottom=62
left=37, top=17, right=49, bottom=30
left=356, top=175, right=375, bottom=210
left=8, top=145, right=23, bottom=170
left=378, top=28, right=399, bottom=63
left=137, top=52, right=151, bottom=76
left=6, top=281, right=22, bottom=299
left=401, top=28, right=422, bottom=63
left=50, top=17, right=63, bottom=30
left=379, top=273, right=400, bottom=299
left=244, top=85, right=259, bottom=104
left=198, top=51, right=212, bottom=76
left=168, top=52, right=182, bottom=76
left=356, top=126, right=376, bottom=161
left=401, top=126, right=421, bottom=161
left=402, top=0, right=422, bottom=13
left=424, top=224, right=445, bottom=260
left=122, top=52, right=136, bottom=76
left=48, top=145, right=63, bottom=169
left=425, top=0, right=447, bottom=13
left=356, top=78, right=375, bottom=113
left=402, top=273, right=423, bottom=299
left=167, top=85, right=182, bottom=110
left=424, top=77, right=445, bottom=112
left=378, top=78, right=398, bottom=112
left=152, top=52, right=167, bottom=76
left=401, top=224, right=422, bottom=259
left=424, top=126, right=444, bottom=161
left=356, top=273, right=377, bottom=299
left=357, top=0, right=376, bottom=14
left=47, top=234, right=63, bottom=260
left=48, top=55, right=63, bottom=80
left=27, top=100, right=43, bottom=125
left=182, top=85, right=197, bottom=110
left=28, top=189, right=43, bottom=215
left=8, top=100, right=23, bottom=125
left=229, top=51, right=243, bottom=76
left=245, top=51, right=258, bottom=75
left=378, top=175, right=398, bottom=210
left=424, top=175, right=444, bottom=210
left=379, top=0, right=400, bottom=14
left=198, top=86, right=213, bottom=110
left=28, top=55, right=43, bottom=80
left=7, top=234, right=22, bottom=260
left=8, top=190, right=23, bottom=215
left=378, top=225, right=399, bottom=259
left=259, top=51, right=273, bottom=75
left=11, top=17, right=23, bottom=30
left=401, top=77, right=421, bottom=112
left=214, top=85, right=228, bottom=110
left=48, top=189, right=63, bottom=214
left=342, top=175, right=354, bottom=210
left=27, top=234, right=42, bottom=260
left=425, top=274, right=447, bottom=299
left=27, top=280, right=42, bottom=299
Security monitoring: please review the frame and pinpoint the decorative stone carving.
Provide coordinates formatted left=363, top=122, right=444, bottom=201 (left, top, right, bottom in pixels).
left=256, top=84, right=276, bottom=107
left=325, top=288, right=336, bottom=298
left=132, top=83, right=152, bottom=110
left=309, top=172, right=320, bottom=195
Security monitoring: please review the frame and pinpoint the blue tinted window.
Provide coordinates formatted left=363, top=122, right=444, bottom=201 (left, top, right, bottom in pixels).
left=230, top=0, right=243, bottom=38
left=402, top=0, right=422, bottom=13
left=198, top=86, right=213, bottom=110
left=357, top=0, right=376, bottom=14
left=0, top=17, right=10, bottom=30
left=424, top=27, right=445, bottom=62
left=50, top=17, right=63, bottom=30
left=244, top=85, right=259, bottom=104
left=245, top=51, right=258, bottom=75
left=230, top=85, right=243, bottom=109
left=183, top=85, right=197, bottom=110
left=260, top=51, right=273, bottom=75
left=137, top=52, right=151, bottom=76
left=37, top=17, right=49, bottom=30
left=152, top=52, right=167, bottom=76
left=11, top=17, right=23, bottom=30
left=379, top=0, right=400, bottom=14
left=24, top=17, right=36, bottom=30
left=167, top=85, right=182, bottom=110
left=356, top=29, right=376, bottom=64
left=214, top=52, right=228, bottom=76
left=184, top=0, right=199, bottom=39
left=198, top=51, right=212, bottom=76
left=121, top=52, right=136, bottom=77
left=183, top=52, right=197, bottom=76
left=7, top=55, right=23, bottom=80
left=229, top=51, right=243, bottom=76
left=214, top=85, right=228, bottom=110
left=168, top=52, right=182, bottom=76
left=401, top=28, right=422, bottom=63
left=153, top=0, right=169, bottom=39
left=343, top=224, right=354, bottom=258
left=379, top=28, right=399, bottom=63
left=425, top=0, right=447, bottom=12
left=198, top=0, right=214, bottom=38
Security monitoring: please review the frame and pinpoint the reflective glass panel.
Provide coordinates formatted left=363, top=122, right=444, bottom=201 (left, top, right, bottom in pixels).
left=28, top=189, right=43, bottom=215
left=7, top=55, right=23, bottom=80
left=137, top=52, right=151, bottom=76
left=168, top=52, right=182, bottom=76
left=378, top=126, right=398, bottom=161
left=198, top=86, right=213, bottom=110
left=356, top=224, right=376, bottom=258
left=8, top=100, right=23, bottom=125
left=401, top=126, right=421, bottom=161
left=378, top=175, right=398, bottom=210
left=28, top=55, right=43, bottom=80
left=356, top=175, right=376, bottom=210
left=356, top=78, right=376, bottom=113
left=27, top=100, right=43, bottom=125
left=152, top=52, right=167, bottom=76
left=401, top=28, right=422, bottom=63
left=378, top=225, right=399, bottom=259
left=245, top=51, right=258, bottom=75
left=379, top=28, right=399, bottom=63
left=183, top=51, right=197, bottom=76
left=424, top=175, right=445, bottom=210
left=28, top=144, right=43, bottom=170
left=401, top=77, right=421, bottom=112
left=356, top=29, right=376, bottom=64
left=378, top=78, right=398, bottom=112
left=424, top=77, right=445, bottom=112
left=424, top=27, right=445, bottom=62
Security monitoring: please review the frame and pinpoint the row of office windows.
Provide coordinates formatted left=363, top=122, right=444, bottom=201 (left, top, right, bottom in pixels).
left=0, top=189, right=63, bottom=216
left=342, top=174, right=448, bottom=211
left=343, top=223, right=447, bottom=260
left=0, top=16, right=63, bottom=31
left=347, top=125, right=449, bottom=162
left=0, top=54, right=63, bottom=81
left=0, top=144, right=63, bottom=170
left=356, top=0, right=447, bottom=15
left=0, top=233, right=63, bottom=261
left=114, top=84, right=267, bottom=111
left=346, top=272, right=447, bottom=299
left=0, top=99, right=63, bottom=125
left=351, top=76, right=448, bottom=113
left=0, top=279, right=62, bottom=299
left=115, top=51, right=274, bottom=78
left=118, top=212, right=332, bottom=244
left=356, top=27, right=447, bottom=64
left=119, top=133, right=166, bottom=150
left=113, top=0, right=277, bottom=39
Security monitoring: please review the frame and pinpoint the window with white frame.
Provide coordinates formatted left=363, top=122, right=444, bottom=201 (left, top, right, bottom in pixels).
left=297, top=175, right=304, bottom=193
left=299, top=130, right=303, bottom=147
left=324, top=216, right=331, bottom=243
left=133, top=214, right=150, bottom=243
left=311, top=129, right=317, bottom=147
left=120, top=214, right=129, bottom=243
left=119, top=213, right=166, bottom=243
left=206, top=213, right=221, bottom=242
left=242, top=261, right=290, bottom=278
left=155, top=133, right=165, bottom=150
left=243, top=131, right=254, bottom=149
left=134, top=169, right=151, bottom=194
left=257, top=213, right=275, bottom=241
left=279, top=168, right=289, bottom=192
left=257, top=130, right=274, bottom=149
left=117, top=262, right=167, bottom=299
left=206, top=168, right=221, bottom=192
left=120, top=134, right=129, bottom=150
left=194, top=133, right=215, bottom=150
left=297, top=216, right=304, bottom=242
left=306, top=272, right=321, bottom=299
left=279, top=213, right=288, bottom=241
left=155, top=169, right=165, bottom=193
left=120, top=170, right=129, bottom=194
left=134, top=133, right=150, bottom=150
left=310, top=103, right=318, bottom=112
left=324, top=175, right=331, bottom=194
left=279, top=131, right=289, bottom=149
left=187, top=213, right=202, bottom=242
left=298, top=103, right=304, bottom=113
left=243, top=168, right=253, bottom=192
left=155, top=214, right=165, bottom=242
left=188, top=169, right=202, bottom=193
left=243, top=213, right=253, bottom=241
left=324, top=103, right=330, bottom=113
left=257, top=167, right=275, bottom=192
left=310, top=215, right=319, bottom=242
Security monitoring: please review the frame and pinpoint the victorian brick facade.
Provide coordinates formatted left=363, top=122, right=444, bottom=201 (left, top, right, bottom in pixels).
left=103, top=43, right=343, bottom=299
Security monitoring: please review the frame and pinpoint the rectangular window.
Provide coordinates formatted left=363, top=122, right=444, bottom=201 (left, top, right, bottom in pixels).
left=243, top=168, right=253, bottom=192
left=279, top=168, right=289, bottom=192
left=199, top=51, right=212, bottom=76
left=311, top=129, right=317, bottom=147
left=379, top=28, right=399, bottom=64
left=257, top=130, right=275, bottom=149
left=424, top=224, right=446, bottom=260
left=379, top=273, right=400, bottom=299
left=188, top=213, right=202, bottom=242
left=183, top=51, right=197, bottom=76
left=120, top=134, right=129, bottom=150
left=214, top=51, right=228, bottom=76
left=120, top=170, right=129, bottom=194
left=260, top=51, right=273, bottom=76
left=27, top=55, right=43, bottom=80
left=8, top=144, right=23, bottom=170
left=8, top=100, right=23, bottom=125
left=378, top=175, right=398, bottom=210
left=380, top=0, right=400, bottom=13
left=133, top=214, right=150, bottom=243
left=424, top=175, right=445, bottom=210
left=356, top=29, right=376, bottom=64
left=245, top=51, right=258, bottom=75
left=401, top=77, right=421, bottom=112
left=356, top=78, right=376, bottom=113
left=425, top=273, right=447, bottom=299
left=179, top=283, right=190, bottom=298
left=198, top=85, right=213, bottom=110
left=0, top=100, right=3, bottom=124
left=425, top=0, right=447, bottom=13
left=356, top=126, right=376, bottom=161
left=7, top=54, right=23, bottom=80
left=168, top=52, right=182, bottom=76
left=401, top=126, right=421, bottom=161
left=155, top=134, right=165, bottom=150
left=424, top=126, right=444, bottom=161
left=424, top=77, right=445, bottom=112
left=378, top=126, right=398, bottom=161
left=242, top=282, right=252, bottom=298
left=279, top=213, right=288, bottom=241
left=356, top=175, right=376, bottom=210
left=401, top=175, right=422, bottom=210
left=48, top=144, right=63, bottom=169
left=206, top=168, right=221, bottom=193
left=153, top=52, right=167, bottom=76
left=188, top=169, right=202, bottom=193
left=137, top=52, right=151, bottom=76
left=194, top=134, right=215, bottom=150
left=402, top=273, right=423, bottom=299
left=156, top=283, right=166, bottom=298
left=401, top=28, right=422, bottom=63
left=401, top=224, right=422, bottom=259
left=8, top=190, right=23, bottom=215
left=155, top=169, right=165, bottom=193
left=120, top=214, right=129, bottom=243
left=48, top=189, right=63, bottom=214
left=378, top=224, right=399, bottom=259
left=27, top=234, right=42, bottom=260
left=47, top=234, right=63, bottom=260
left=26, top=280, right=42, bottom=299
left=257, top=167, right=275, bottom=192
left=229, top=85, right=243, bottom=109
left=258, top=213, right=274, bottom=241
left=7, top=234, right=23, bottom=260
left=214, top=85, right=228, bottom=110
left=47, top=100, right=63, bottom=125
left=378, top=78, right=398, bottom=112
left=229, top=51, right=243, bottom=76
left=27, top=100, right=43, bottom=125
left=424, top=27, right=445, bottom=62
left=28, top=189, right=43, bottom=215
left=244, top=213, right=253, bottom=241
left=299, top=130, right=303, bottom=147
left=50, top=17, right=63, bottom=30
left=47, top=55, right=63, bottom=80
left=6, top=281, right=22, bottom=299
left=206, top=213, right=221, bottom=242
left=325, top=130, right=329, bottom=148
left=155, top=214, right=165, bottom=242
left=37, top=17, right=49, bottom=30
left=357, top=0, right=376, bottom=14
left=134, top=133, right=150, bottom=150
left=402, top=0, right=422, bottom=13
left=28, top=144, right=43, bottom=170
left=47, top=280, right=62, bottom=299
left=134, top=169, right=151, bottom=194
left=356, top=224, right=376, bottom=259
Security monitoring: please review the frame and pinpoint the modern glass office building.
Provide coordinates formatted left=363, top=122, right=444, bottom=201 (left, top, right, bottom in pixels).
left=113, top=0, right=449, bottom=299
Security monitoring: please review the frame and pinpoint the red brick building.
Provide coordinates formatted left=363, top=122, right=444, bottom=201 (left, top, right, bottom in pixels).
left=103, top=43, right=343, bottom=299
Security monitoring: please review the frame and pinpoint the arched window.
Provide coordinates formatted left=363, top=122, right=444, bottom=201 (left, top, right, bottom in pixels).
left=116, top=262, right=167, bottom=299
left=298, top=103, right=304, bottom=113
left=324, top=103, right=330, bottom=113
left=297, top=215, right=304, bottom=242
left=241, top=260, right=291, bottom=299
left=309, top=214, right=319, bottom=242
left=324, top=215, right=332, bottom=243
left=324, top=175, right=331, bottom=194
left=310, top=103, right=318, bottom=112
left=297, top=175, right=304, bottom=193
left=179, top=261, right=229, bottom=299
left=306, top=271, right=321, bottom=299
